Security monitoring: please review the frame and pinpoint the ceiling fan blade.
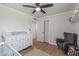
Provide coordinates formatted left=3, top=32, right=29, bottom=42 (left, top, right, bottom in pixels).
left=41, top=9, right=46, bottom=14
left=23, top=5, right=36, bottom=8
left=35, top=3, right=40, bottom=6
left=32, top=10, right=36, bottom=14
left=40, top=4, right=53, bottom=8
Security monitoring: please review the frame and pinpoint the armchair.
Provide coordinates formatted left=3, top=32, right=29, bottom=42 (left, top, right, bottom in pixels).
left=56, top=32, right=77, bottom=54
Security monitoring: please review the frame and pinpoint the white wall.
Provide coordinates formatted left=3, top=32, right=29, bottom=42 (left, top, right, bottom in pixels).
left=0, top=4, right=34, bottom=32
left=37, top=10, right=75, bottom=45
left=32, top=21, right=37, bottom=39
left=0, top=4, right=34, bottom=42
left=75, top=23, right=79, bottom=46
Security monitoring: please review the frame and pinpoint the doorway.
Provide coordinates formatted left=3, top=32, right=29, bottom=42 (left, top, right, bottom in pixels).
left=44, top=20, right=49, bottom=43
left=37, top=21, right=44, bottom=42
left=36, top=20, right=49, bottom=43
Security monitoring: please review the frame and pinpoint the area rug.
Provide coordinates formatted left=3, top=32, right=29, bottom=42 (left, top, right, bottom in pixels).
left=24, top=48, right=50, bottom=56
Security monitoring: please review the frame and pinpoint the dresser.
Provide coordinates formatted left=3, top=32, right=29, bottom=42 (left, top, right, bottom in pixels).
left=4, top=31, right=32, bottom=51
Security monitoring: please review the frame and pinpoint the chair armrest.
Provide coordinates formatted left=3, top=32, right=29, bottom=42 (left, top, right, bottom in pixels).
left=76, top=47, right=79, bottom=51
left=56, top=38, right=64, bottom=43
left=56, top=38, right=64, bottom=49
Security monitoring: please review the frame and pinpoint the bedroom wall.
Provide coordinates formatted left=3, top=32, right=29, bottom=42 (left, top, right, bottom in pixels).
left=32, top=21, right=37, bottom=39
left=75, top=23, right=79, bottom=46
left=37, top=10, right=76, bottom=45
left=0, top=4, right=34, bottom=42
left=69, top=3, right=79, bottom=46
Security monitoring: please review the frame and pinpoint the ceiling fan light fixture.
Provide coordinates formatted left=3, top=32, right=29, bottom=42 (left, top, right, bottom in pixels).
left=23, top=3, right=53, bottom=14
left=36, top=7, right=40, bottom=11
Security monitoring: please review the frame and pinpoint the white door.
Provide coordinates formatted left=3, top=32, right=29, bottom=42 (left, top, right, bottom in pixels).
left=36, top=21, right=44, bottom=42
left=44, top=20, right=49, bottom=43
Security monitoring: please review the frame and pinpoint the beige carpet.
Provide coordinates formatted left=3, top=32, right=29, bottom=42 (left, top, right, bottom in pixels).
left=24, top=48, right=50, bottom=56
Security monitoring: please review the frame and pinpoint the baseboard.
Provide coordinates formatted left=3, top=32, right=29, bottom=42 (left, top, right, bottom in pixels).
left=49, top=42, right=57, bottom=46
left=32, top=38, right=37, bottom=40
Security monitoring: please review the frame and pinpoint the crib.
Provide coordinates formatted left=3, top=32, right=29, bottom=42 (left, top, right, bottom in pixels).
left=0, top=42, right=21, bottom=56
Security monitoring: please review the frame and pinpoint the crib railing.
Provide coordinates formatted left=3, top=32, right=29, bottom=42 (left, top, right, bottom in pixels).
left=0, top=42, right=21, bottom=56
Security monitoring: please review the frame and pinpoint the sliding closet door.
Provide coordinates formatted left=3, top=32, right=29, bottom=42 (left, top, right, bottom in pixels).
left=37, top=21, right=44, bottom=42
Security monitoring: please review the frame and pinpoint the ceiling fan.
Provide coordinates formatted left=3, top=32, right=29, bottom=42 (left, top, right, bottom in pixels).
left=22, top=3, right=53, bottom=14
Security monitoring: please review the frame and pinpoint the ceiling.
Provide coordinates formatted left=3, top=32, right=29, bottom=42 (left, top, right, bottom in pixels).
left=0, top=3, right=77, bottom=18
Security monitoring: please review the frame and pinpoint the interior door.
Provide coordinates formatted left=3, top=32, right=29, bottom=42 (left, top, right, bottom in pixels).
left=44, top=20, right=49, bottom=43
left=37, top=21, right=44, bottom=42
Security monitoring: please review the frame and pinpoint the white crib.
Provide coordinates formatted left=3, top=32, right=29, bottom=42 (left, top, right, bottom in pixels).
left=0, top=42, right=21, bottom=56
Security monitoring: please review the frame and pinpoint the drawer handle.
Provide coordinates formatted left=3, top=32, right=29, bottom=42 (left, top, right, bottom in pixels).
left=19, top=47, right=21, bottom=48
left=11, top=44, right=13, bottom=46
left=11, top=39, right=13, bottom=40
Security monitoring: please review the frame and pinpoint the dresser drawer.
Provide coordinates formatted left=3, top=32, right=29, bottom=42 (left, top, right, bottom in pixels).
left=5, top=36, right=17, bottom=42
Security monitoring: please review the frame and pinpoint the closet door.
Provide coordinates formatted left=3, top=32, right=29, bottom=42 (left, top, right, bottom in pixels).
left=44, top=20, right=49, bottom=43
left=37, top=21, right=44, bottom=42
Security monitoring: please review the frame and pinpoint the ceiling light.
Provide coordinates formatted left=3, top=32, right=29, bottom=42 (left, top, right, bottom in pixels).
left=36, top=7, right=40, bottom=11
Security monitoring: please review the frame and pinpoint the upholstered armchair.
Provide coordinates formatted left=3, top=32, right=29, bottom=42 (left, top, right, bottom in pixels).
left=56, top=32, right=77, bottom=54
